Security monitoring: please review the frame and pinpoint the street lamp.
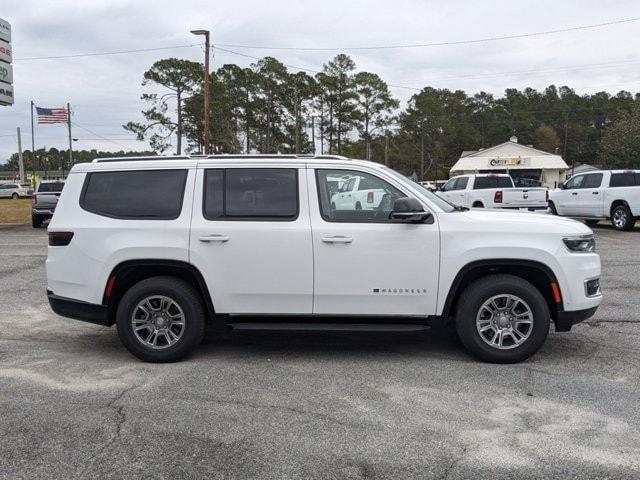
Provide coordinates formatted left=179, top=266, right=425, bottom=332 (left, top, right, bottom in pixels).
left=191, top=29, right=211, bottom=154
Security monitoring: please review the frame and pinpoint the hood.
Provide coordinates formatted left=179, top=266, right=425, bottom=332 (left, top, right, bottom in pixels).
left=446, top=208, right=592, bottom=236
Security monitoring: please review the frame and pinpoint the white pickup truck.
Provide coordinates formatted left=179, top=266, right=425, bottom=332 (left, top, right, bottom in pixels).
left=548, top=170, right=640, bottom=231
left=331, top=174, right=389, bottom=211
left=437, top=174, right=548, bottom=210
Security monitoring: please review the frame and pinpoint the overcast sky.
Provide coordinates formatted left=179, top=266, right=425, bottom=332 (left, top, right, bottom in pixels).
left=1, top=0, right=640, bottom=162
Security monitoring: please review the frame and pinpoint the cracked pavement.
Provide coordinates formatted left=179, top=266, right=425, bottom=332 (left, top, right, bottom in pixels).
left=1, top=223, right=639, bottom=479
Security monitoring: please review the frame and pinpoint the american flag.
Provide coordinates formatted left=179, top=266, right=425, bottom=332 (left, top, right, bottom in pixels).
left=36, top=107, right=69, bottom=124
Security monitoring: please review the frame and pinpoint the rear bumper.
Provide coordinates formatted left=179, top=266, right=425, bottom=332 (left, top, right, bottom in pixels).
left=33, top=208, right=55, bottom=217
left=47, top=290, right=110, bottom=326
left=555, top=306, right=598, bottom=332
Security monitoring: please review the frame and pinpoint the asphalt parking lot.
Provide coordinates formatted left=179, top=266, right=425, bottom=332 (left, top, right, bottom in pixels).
left=1, top=223, right=639, bottom=479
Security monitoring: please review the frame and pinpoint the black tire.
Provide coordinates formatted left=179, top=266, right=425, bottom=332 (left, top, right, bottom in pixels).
left=611, top=204, right=635, bottom=231
left=31, top=215, right=43, bottom=228
left=472, top=202, right=484, bottom=208
left=116, top=276, right=206, bottom=363
left=355, top=202, right=362, bottom=210
left=455, top=274, right=550, bottom=363
left=12, top=192, right=19, bottom=200
left=548, top=202, right=558, bottom=215
left=584, top=219, right=599, bottom=227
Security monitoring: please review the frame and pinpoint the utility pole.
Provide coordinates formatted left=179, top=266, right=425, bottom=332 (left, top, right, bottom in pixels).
left=67, top=102, right=73, bottom=173
left=17, top=127, right=24, bottom=183
left=191, top=29, right=211, bottom=154
left=30, top=100, right=36, bottom=176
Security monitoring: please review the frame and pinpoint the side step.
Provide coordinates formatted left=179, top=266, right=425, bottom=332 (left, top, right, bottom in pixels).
left=227, top=322, right=430, bottom=333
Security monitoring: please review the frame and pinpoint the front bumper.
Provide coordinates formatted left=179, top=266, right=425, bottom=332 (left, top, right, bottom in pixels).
left=555, top=306, right=599, bottom=332
left=47, top=290, right=110, bottom=326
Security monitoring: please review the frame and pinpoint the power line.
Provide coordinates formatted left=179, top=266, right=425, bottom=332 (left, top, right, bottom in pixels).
left=216, top=17, right=640, bottom=51
left=14, top=43, right=202, bottom=62
left=71, top=122, right=129, bottom=149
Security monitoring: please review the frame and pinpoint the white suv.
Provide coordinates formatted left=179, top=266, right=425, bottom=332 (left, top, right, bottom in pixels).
left=46, top=155, right=602, bottom=363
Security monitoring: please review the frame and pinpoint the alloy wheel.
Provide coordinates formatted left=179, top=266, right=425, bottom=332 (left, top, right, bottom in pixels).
left=130, top=295, right=186, bottom=349
left=475, top=294, right=534, bottom=350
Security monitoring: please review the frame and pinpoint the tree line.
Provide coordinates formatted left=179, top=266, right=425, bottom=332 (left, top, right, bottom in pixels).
left=123, top=54, right=640, bottom=177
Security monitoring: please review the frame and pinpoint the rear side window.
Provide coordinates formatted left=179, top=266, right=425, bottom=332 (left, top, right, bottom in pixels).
left=453, top=177, right=468, bottom=190
left=203, top=168, right=298, bottom=220
left=38, top=182, right=64, bottom=193
left=582, top=173, right=603, bottom=188
left=474, top=177, right=497, bottom=189
left=610, top=173, right=637, bottom=187
left=81, top=170, right=187, bottom=219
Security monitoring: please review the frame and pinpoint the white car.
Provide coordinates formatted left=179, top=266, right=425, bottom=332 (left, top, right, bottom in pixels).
left=46, top=155, right=601, bottom=363
left=0, top=182, right=32, bottom=199
left=437, top=174, right=548, bottom=210
left=548, top=170, right=640, bottom=231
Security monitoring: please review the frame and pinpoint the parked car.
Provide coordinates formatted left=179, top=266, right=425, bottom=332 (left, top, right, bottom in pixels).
left=548, top=170, right=640, bottom=231
left=419, top=180, right=447, bottom=192
left=32, top=181, right=65, bottom=228
left=46, top=155, right=601, bottom=364
left=437, top=174, right=548, bottom=210
left=0, top=182, right=32, bottom=199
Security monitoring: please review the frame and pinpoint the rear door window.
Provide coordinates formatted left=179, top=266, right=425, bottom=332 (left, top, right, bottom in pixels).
left=582, top=173, right=603, bottom=188
left=203, top=168, right=298, bottom=221
left=81, top=169, right=187, bottom=219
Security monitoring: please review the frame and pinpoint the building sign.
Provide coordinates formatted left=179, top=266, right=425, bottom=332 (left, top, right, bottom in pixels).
left=0, top=18, right=10, bottom=43
left=489, top=157, right=530, bottom=167
left=0, top=44, right=10, bottom=64
left=0, top=17, right=12, bottom=106
left=0, top=62, right=12, bottom=84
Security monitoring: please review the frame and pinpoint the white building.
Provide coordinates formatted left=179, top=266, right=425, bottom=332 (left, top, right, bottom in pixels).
left=450, top=136, right=569, bottom=188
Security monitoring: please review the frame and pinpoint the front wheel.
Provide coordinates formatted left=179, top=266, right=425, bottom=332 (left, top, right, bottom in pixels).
left=455, top=274, right=550, bottom=363
left=548, top=202, right=558, bottom=215
left=12, top=193, right=19, bottom=200
left=116, top=276, right=206, bottom=362
left=585, top=219, right=599, bottom=227
left=611, top=204, right=635, bottom=231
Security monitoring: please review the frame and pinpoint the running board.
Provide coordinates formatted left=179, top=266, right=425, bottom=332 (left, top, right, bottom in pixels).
left=227, top=322, right=430, bottom=332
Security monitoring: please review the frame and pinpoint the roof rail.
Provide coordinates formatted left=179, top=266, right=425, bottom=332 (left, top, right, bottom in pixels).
left=93, top=155, right=189, bottom=163
left=92, top=153, right=354, bottom=163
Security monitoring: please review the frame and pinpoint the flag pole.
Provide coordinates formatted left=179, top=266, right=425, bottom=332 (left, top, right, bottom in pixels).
left=30, top=101, right=36, bottom=178
left=66, top=102, right=73, bottom=177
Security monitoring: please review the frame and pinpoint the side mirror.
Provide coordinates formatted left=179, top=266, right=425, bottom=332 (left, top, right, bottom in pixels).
left=559, top=182, right=566, bottom=190
left=390, top=197, right=433, bottom=223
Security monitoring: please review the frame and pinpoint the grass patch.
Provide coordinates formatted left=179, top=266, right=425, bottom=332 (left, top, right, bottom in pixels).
left=0, top=198, right=32, bottom=224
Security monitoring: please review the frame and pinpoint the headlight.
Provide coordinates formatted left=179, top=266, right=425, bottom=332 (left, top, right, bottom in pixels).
left=563, top=235, right=596, bottom=253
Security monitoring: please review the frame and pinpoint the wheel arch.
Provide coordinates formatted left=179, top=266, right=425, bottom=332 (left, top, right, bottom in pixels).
left=102, top=259, right=215, bottom=326
left=472, top=201, right=484, bottom=208
left=610, top=199, right=630, bottom=216
left=442, top=259, right=563, bottom=322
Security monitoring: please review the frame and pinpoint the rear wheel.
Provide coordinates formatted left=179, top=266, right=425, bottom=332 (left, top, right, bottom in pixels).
left=472, top=202, right=484, bottom=208
left=116, top=276, right=206, bottom=362
left=611, top=204, right=635, bottom=231
left=455, top=274, right=550, bottom=363
left=31, top=215, right=43, bottom=228
left=355, top=202, right=362, bottom=210
left=11, top=192, right=19, bottom=200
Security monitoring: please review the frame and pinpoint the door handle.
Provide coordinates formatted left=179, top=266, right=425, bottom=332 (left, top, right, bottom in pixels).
left=571, top=192, right=578, bottom=196
left=321, top=235, right=353, bottom=244
left=592, top=191, right=599, bottom=195
left=199, top=234, right=230, bottom=243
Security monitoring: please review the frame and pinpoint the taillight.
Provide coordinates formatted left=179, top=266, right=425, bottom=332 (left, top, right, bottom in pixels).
left=494, top=191, right=503, bottom=203
left=367, top=191, right=374, bottom=203
left=546, top=190, right=549, bottom=202
left=31, top=194, right=37, bottom=205
left=48, top=231, right=74, bottom=246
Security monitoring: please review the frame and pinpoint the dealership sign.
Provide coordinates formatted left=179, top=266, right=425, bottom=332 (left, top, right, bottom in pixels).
left=0, top=62, right=12, bottom=84
left=0, top=44, right=11, bottom=63
left=0, top=17, right=12, bottom=106
left=0, top=83, right=13, bottom=104
left=0, top=18, right=10, bottom=43
left=489, top=157, right=530, bottom=167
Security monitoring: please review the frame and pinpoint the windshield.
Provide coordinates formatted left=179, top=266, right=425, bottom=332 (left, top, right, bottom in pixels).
left=381, top=166, right=456, bottom=212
